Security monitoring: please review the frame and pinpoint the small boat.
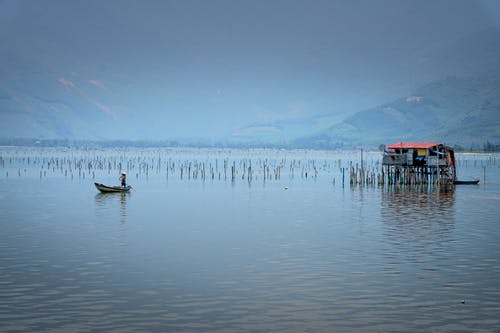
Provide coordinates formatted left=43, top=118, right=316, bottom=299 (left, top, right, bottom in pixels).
left=454, top=179, right=480, bottom=185
left=94, top=182, right=132, bottom=193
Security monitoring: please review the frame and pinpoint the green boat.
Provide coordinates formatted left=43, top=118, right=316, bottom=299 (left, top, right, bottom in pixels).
left=94, top=182, right=132, bottom=193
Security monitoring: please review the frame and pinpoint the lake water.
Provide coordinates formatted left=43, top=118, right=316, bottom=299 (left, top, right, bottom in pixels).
left=1, top=147, right=499, bottom=332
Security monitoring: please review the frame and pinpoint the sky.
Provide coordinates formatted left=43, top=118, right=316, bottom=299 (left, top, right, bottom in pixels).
left=0, top=0, right=499, bottom=140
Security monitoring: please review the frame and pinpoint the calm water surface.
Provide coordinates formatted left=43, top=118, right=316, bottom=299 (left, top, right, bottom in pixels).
left=0, top=148, right=499, bottom=332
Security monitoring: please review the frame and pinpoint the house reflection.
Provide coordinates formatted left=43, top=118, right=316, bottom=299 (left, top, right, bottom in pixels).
left=380, top=185, right=456, bottom=250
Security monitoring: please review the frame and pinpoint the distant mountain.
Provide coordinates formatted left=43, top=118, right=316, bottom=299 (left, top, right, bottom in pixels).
left=298, top=75, right=500, bottom=149
left=227, top=27, right=500, bottom=147
left=0, top=54, right=125, bottom=140
left=227, top=112, right=348, bottom=146
left=1, top=26, right=499, bottom=147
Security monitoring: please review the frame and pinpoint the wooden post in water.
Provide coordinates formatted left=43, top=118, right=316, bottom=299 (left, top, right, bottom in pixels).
left=360, top=148, right=364, bottom=186
left=342, top=167, right=345, bottom=187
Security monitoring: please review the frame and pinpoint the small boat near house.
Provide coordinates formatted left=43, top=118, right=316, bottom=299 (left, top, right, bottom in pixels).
left=454, top=179, right=480, bottom=185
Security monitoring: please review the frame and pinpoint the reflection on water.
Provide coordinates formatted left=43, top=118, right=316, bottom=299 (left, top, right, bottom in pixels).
left=381, top=185, right=455, bottom=223
left=381, top=185, right=456, bottom=250
left=94, top=192, right=128, bottom=224
left=1, top=148, right=499, bottom=332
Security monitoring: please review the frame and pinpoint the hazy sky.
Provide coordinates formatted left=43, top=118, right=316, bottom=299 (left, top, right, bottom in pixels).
left=1, top=0, right=499, bottom=139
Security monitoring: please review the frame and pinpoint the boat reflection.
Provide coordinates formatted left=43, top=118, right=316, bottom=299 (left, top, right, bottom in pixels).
left=94, top=192, right=129, bottom=224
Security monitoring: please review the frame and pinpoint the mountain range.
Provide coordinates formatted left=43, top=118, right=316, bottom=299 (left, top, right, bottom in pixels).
left=0, top=27, right=499, bottom=148
left=297, top=75, right=500, bottom=149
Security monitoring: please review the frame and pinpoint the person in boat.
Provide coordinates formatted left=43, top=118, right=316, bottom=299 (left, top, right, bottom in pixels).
left=119, top=171, right=127, bottom=187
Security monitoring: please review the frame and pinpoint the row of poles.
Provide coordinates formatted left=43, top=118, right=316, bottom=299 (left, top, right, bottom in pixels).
left=0, top=149, right=496, bottom=186
left=0, top=153, right=325, bottom=183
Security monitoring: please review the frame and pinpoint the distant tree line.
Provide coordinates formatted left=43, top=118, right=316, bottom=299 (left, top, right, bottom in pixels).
left=1, top=138, right=498, bottom=152
left=378, top=142, right=500, bottom=153
left=481, top=141, right=500, bottom=152
left=0, top=138, right=290, bottom=149
left=453, top=141, right=500, bottom=152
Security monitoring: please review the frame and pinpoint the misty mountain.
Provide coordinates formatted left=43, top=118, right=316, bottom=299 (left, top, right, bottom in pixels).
left=216, top=27, right=500, bottom=147
left=0, top=54, right=118, bottom=139
left=299, top=75, right=500, bottom=149
left=0, top=18, right=499, bottom=146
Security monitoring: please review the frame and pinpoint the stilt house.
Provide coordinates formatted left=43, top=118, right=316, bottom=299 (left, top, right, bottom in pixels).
left=382, top=142, right=456, bottom=185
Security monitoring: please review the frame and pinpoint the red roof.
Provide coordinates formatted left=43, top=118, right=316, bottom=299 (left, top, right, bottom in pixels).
left=386, top=142, right=441, bottom=149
